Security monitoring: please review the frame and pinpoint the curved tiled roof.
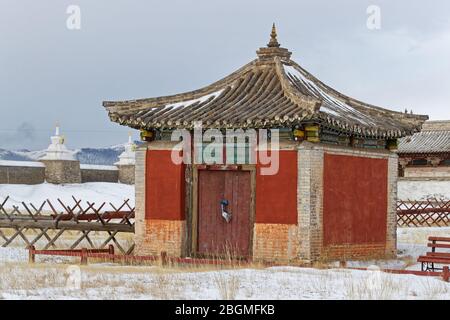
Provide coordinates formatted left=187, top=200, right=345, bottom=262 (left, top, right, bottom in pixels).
left=398, top=121, right=450, bottom=154
left=103, top=26, right=427, bottom=139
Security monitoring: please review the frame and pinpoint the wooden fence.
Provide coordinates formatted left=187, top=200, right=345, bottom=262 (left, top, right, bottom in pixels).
left=1, top=195, right=448, bottom=255
left=0, top=196, right=135, bottom=254
left=397, top=199, right=450, bottom=227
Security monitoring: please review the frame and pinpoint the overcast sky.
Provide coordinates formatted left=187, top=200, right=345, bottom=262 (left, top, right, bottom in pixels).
left=0, top=0, right=449, bottom=150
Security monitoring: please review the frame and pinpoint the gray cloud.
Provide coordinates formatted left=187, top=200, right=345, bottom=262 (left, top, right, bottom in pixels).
left=0, top=122, right=37, bottom=150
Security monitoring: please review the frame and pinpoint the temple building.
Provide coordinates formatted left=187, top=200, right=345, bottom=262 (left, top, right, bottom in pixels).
left=398, top=120, right=450, bottom=179
left=103, top=25, right=428, bottom=262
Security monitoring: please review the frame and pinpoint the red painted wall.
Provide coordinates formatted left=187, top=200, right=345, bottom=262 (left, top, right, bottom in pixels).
left=255, top=150, right=298, bottom=224
left=145, top=150, right=185, bottom=220
left=323, top=153, right=388, bottom=246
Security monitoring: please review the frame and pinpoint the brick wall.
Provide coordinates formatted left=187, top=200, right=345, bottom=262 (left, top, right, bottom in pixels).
left=80, top=166, right=118, bottom=183
left=0, top=162, right=45, bottom=184
left=41, top=160, right=82, bottom=184
left=297, top=142, right=324, bottom=262
left=145, top=148, right=185, bottom=220
left=323, top=154, right=388, bottom=246
left=253, top=223, right=299, bottom=262
left=117, top=164, right=135, bottom=184
left=297, top=142, right=397, bottom=262
left=0, top=161, right=134, bottom=185
left=134, top=139, right=397, bottom=263
left=134, top=145, right=148, bottom=255
left=253, top=143, right=299, bottom=261
left=139, top=219, right=186, bottom=256
left=255, top=149, right=298, bottom=224
left=134, top=141, right=187, bottom=257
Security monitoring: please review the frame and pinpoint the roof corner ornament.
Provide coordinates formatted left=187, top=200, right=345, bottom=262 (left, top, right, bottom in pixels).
left=267, top=23, right=280, bottom=48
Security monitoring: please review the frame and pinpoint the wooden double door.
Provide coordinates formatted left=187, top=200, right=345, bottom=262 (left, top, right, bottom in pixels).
left=197, top=170, right=252, bottom=257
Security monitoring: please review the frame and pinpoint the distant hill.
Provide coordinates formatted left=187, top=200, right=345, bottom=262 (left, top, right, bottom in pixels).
left=75, top=145, right=125, bottom=165
left=0, top=142, right=141, bottom=165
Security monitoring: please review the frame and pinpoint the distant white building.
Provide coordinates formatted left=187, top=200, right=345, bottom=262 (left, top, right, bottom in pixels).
left=115, top=134, right=136, bottom=166
left=40, top=124, right=77, bottom=161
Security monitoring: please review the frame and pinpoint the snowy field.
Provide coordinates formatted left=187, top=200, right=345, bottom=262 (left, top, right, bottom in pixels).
left=398, top=180, right=450, bottom=200
left=0, top=181, right=449, bottom=299
left=0, top=182, right=135, bottom=211
left=0, top=179, right=447, bottom=211
left=0, top=227, right=449, bottom=300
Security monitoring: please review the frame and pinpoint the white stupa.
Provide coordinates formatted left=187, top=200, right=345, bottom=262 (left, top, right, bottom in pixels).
left=40, top=124, right=77, bottom=161
left=115, top=133, right=136, bottom=166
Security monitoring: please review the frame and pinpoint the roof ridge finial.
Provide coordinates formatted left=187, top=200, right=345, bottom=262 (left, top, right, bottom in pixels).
left=267, top=23, right=280, bottom=48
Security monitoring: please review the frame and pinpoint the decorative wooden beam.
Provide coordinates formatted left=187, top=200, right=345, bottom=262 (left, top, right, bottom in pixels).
left=387, top=139, right=398, bottom=151
left=292, top=128, right=305, bottom=142
left=304, top=124, right=320, bottom=143
left=140, top=129, right=155, bottom=142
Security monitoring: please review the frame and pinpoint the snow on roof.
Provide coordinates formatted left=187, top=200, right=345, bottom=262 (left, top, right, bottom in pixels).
left=282, top=64, right=376, bottom=126
left=164, top=89, right=225, bottom=110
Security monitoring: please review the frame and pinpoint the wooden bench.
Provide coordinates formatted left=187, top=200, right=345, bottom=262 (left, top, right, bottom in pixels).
left=418, top=237, right=450, bottom=271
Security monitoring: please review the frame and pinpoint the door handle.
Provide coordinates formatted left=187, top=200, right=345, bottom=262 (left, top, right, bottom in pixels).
left=220, top=199, right=232, bottom=223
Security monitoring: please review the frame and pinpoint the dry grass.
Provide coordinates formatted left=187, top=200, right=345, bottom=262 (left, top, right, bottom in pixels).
left=305, top=270, right=334, bottom=297
left=420, top=279, right=449, bottom=299
left=0, top=262, right=67, bottom=291
left=343, top=271, right=407, bottom=300
left=213, top=272, right=240, bottom=300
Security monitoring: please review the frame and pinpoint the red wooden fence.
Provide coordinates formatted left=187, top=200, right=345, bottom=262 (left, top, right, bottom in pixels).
left=397, top=199, right=450, bottom=227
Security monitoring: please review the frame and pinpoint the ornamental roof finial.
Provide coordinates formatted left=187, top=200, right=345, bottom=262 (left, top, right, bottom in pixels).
left=267, top=23, right=280, bottom=48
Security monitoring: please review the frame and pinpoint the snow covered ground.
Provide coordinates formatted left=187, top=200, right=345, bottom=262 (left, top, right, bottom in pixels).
left=398, top=180, right=450, bottom=200
left=0, top=182, right=134, bottom=211
left=0, top=228, right=448, bottom=300
left=0, top=260, right=448, bottom=300
left=0, top=181, right=448, bottom=299
left=0, top=179, right=445, bottom=213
